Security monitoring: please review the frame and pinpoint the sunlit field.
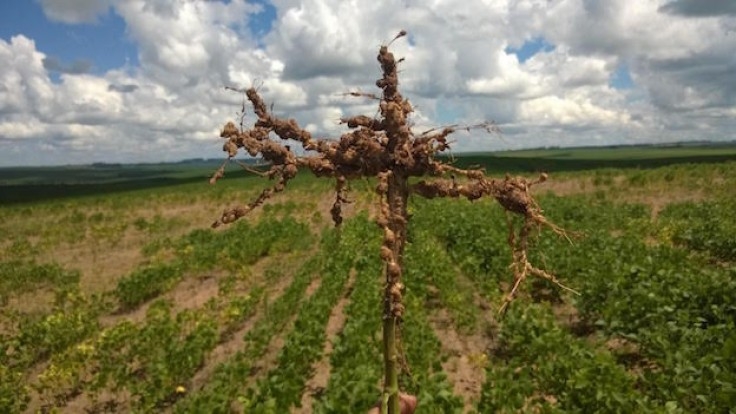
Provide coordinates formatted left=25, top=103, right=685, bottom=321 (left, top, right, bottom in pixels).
left=1, top=153, right=735, bottom=413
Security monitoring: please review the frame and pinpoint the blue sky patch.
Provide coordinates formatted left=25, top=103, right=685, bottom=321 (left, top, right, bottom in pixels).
left=609, top=63, right=634, bottom=89
left=436, top=100, right=464, bottom=125
left=505, top=37, right=555, bottom=63
left=0, top=1, right=137, bottom=78
left=248, top=0, right=277, bottom=46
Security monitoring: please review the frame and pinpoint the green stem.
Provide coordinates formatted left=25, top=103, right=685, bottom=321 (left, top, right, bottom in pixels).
left=382, top=170, right=408, bottom=414
left=382, top=303, right=399, bottom=414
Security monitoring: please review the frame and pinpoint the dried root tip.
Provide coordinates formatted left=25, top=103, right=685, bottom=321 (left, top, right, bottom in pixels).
left=498, top=297, right=513, bottom=316
left=330, top=176, right=349, bottom=227
left=528, top=264, right=580, bottom=296
left=211, top=206, right=250, bottom=228
left=331, top=203, right=343, bottom=227
left=498, top=207, right=579, bottom=314
left=536, top=215, right=575, bottom=244
left=209, top=159, right=230, bottom=184
left=390, top=30, right=407, bottom=45
left=210, top=186, right=274, bottom=228
left=342, top=91, right=382, bottom=101
left=209, top=167, right=225, bottom=185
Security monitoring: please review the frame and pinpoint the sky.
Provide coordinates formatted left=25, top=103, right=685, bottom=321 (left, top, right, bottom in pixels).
left=0, top=0, right=735, bottom=166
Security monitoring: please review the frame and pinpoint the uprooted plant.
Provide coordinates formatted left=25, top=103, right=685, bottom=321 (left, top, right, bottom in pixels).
left=209, top=31, right=575, bottom=414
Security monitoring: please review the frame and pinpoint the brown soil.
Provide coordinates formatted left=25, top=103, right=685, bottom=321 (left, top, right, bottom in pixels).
left=42, top=251, right=310, bottom=414
left=294, top=269, right=357, bottom=414
left=538, top=175, right=708, bottom=221
left=98, top=270, right=222, bottom=328
left=604, top=336, right=659, bottom=374
left=187, top=257, right=303, bottom=394
left=100, top=246, right=294, bottom=327
left=40, top=274, right=223, bottom=414
left=429, top=308, right=489, bottom=413
left=304, top=276, right=322, bottom=298
left=229, top=276, right=323, bottom=414
left=551, top=300, right=580, bottom=330
left=56, top=389, right=133, bottom=414
left=5, top=288, right=56, bottom=315
left=424, top=266, right=500, bottom=413
left=537, top=177, right=592, bottom=195
left=169, top=274, right=220, bottom=312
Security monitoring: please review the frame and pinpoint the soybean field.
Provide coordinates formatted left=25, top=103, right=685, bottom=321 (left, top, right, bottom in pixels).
left=1, top=157, right=735, bottom=413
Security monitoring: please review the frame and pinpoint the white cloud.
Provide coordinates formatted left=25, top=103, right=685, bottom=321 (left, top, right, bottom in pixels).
left=0, top=36, right=54, bottom=116
left=0, top=0, right=734, bottom=165
left=466, top=50, right=540, bottom=98
left=519, top=95, right=629, bottom=127
left=0, top=118, right=48, bottom=140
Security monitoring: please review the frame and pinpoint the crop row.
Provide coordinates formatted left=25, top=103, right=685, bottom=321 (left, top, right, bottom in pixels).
left=478, top=303, right=654, bottom=412
left=540, top=195, right=736, bottom=412
left=313, top=217, right=385, bottom=413
left=0, top=215, right=311, bottom=413
left=0, top=289, right=101, bottom=412
left=240, top=216, right=376, bottom=412
left=659, top=196, right=736, bottom=262
left=116, top=216, right=312, bottom=309
left=33, top=282, right=264, bottom=411
left=172, top=242, right=326, bottom=412
left=413, top=194, right=735, bottom=412
left=0, top=259, right=80, bottom=306
left=313, top=215, right=464, bottom=412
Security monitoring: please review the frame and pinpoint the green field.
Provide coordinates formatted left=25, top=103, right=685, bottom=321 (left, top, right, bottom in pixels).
left=487, top=143, right=736, bottom=160
left=448, top=142, right=736, bottom=173
left=1, top=150, right=735, bottom=413
left=3, top=144, right=736, bottom=205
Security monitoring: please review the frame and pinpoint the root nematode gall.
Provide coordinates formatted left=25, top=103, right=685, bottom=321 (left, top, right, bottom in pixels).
left=209, top=31, right=574, bottom=414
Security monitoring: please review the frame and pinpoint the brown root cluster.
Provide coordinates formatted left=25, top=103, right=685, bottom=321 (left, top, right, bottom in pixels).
left=209, top=30, right=575, bottom=413
left=209, top=28, right=573, bottom=325
left=411, top=172, right=578, bottom=313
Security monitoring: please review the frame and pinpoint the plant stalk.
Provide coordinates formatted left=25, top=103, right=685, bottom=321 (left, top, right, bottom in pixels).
left=382, top=170, right=409, bottom=414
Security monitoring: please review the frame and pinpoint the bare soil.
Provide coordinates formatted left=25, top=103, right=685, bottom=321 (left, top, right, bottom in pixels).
left=538, top=175, right=708, bottom=220
left=294, top=269, right=357, bottom=414
left=429, top=308, right=488, bottom=413
left=427, top=271, right=497, bottom=413
left=229, top=277, right=323, bottom=414
left=179, top=252, right=311, bottom=402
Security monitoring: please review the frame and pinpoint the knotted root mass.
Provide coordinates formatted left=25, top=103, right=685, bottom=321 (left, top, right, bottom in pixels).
left=208, top=30, right=576, bottom=414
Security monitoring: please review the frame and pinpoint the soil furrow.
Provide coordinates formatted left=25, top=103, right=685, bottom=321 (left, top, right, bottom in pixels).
left=294, top=269, right=357, bottom=414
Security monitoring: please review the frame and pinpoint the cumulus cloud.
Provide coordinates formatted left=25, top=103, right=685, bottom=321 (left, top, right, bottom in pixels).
left=1, top=0, right=734, bottom=165
left=0, top=36, right=54, bottom=117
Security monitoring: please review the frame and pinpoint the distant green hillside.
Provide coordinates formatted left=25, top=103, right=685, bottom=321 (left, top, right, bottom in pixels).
left=445, top=143, right=736, bottom=173
left=2, top=143, right=736, bottom=204
left=487, top=143, right=736, bottom=160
